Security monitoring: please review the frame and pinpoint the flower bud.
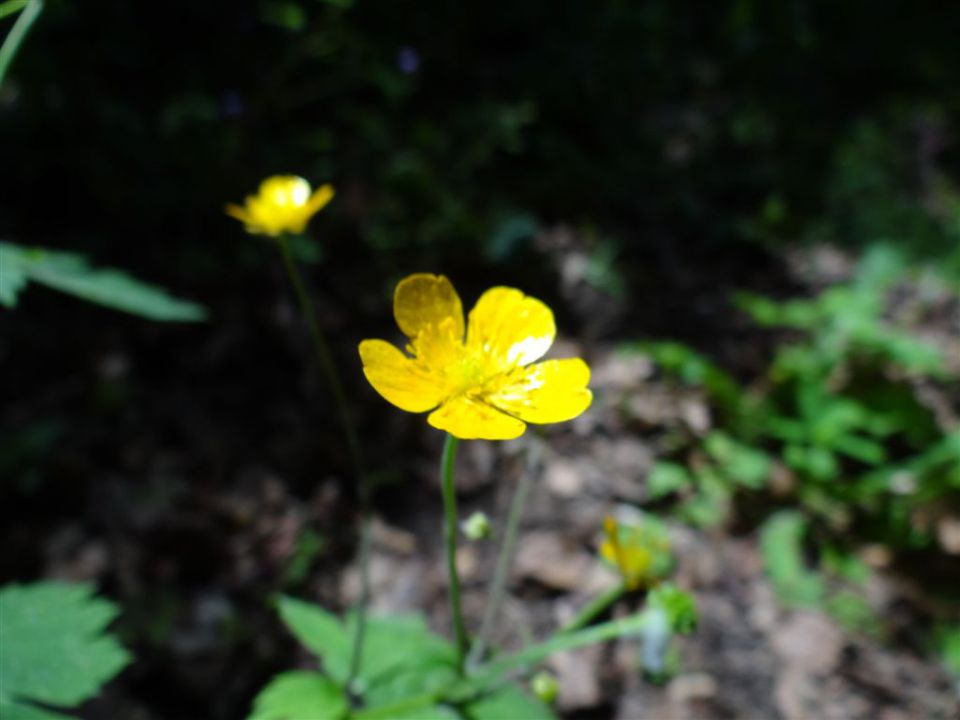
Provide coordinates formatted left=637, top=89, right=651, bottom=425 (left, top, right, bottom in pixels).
left=530, top=671, right=559, bottom=704
left=461, top=511, right=493, bottom=540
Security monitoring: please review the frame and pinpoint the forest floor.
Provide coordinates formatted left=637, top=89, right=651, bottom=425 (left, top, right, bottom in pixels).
left=3, top=239, right=958, bottom=720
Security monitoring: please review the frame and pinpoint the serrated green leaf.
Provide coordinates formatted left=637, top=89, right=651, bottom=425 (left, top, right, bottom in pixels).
left=248, top=671, right=348, bottom=720
left=465, top=685, right=555, bottom=720
left=0, top=242, right=206, bottom=321
left=0, top=582, right=130, bottom=711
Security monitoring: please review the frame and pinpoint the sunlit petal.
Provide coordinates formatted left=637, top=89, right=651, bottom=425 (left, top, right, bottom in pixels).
left=359, top=339, right=445, bottom=413
left=306, top=184, right=335, bottom=215
left=393, top=273, right=465, bottom=342
left=427, top=395, right=526, bottom=440
left=466, top=287, right=555, bottom=370
left=483, top=358, right=591, bottom=424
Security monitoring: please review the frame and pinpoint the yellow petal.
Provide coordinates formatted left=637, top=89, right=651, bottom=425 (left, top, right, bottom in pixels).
left=306, top=184, right=335, bottom=215
left=466, top=287, right=555, bottom=369
left=260, top=175, right=312, bottom=207
left=483, top=358, right=592, bottom=424
left=225, top=204, right=254, bottom=226
left=394, top=274, right=465, bottom=342
left=427, top=395, right=526, bottom=440
left=359, top=339, right=445, bottom=413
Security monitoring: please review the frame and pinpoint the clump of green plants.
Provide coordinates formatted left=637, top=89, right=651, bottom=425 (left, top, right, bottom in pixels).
left=636, top=245, right=958, bottom=629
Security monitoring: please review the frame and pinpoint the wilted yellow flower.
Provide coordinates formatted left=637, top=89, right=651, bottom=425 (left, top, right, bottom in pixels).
left=226, top=176, right=334, bottom=237
left=359, top=273, right=592, bottom=440
left=600, top=516, right=670, bottom=590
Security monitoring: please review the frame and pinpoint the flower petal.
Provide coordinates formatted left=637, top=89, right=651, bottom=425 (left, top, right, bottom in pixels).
left=483, top=358, right=592, bottom=424
left=427, top=395, right=526, bottom=440
left=306, top=184, right=335, bottom=215
left=466, top=287, right=555, bottom=369
left=394, top=274, right=465, bottom=342
left=359, top=339, right=445, bottom=413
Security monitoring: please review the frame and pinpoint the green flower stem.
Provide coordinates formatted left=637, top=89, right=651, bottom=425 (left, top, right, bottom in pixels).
left=0, top=0, right=42, bottom=89
left=558, top=582, right=627, bottom=635
left=276, top=236, right=370, bottom=689
left=441, top=433, right=469, bottom=674
left=467, top=438, right=541, bottom=668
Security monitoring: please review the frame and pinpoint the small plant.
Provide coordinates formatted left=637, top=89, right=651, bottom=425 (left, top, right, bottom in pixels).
left=248, top=273, right=697, bottom=719
left=0, top=582, right=131, bottom=719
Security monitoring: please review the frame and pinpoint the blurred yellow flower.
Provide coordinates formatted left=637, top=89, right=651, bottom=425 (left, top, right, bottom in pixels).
left=226, top=176, right=334, bottom=237
left=600, top=516, right=670, bottom=590
left=359, top=273, right=592, bottom=440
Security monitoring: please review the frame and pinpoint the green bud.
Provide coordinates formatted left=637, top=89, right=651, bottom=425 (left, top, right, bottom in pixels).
left=530, top=671, right=559, bottom=704
left=462, top=511, right=493, bottom=540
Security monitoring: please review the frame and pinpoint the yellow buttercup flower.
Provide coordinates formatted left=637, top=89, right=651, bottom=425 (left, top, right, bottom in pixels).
left=359, top=273, right=592, bottom=440
left=226, top=175, right=334, bottom=237
left=600, top=515, right=671, bottom=591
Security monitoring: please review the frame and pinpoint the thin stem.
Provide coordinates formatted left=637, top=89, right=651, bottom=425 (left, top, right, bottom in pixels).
left=559, top=582, right=627, bottom=635
left=467, top=438, right=541, bottom=668
left=0, top=0, right=42, bottom=89
left=275, top=236, right=370, bottom=689
left=440, top=433, right=468, bottom=673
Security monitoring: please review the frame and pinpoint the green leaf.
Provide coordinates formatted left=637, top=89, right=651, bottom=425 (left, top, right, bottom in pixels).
left=0, top=699, right=74, bottom=720
left=248, top=671, right=348, bottom=720
left=704, top=432, right=771, bottom=488
left=0, top=582, right=130, bottom=712
left=362, top=658, right=456, bottom=708
left=276, top=596, right=351, bottom=681
left=647, top=461, right=693, bottom=499
left=388, top=707, right=460, bottom=720
left=276, top=598, right=455, bottom=692
left=0, top=242, right=206, bottom=321
left=647, top=584, right=698, bottom=635
left=0, top=245, right=29, bottom=306
left=347, top=614, right=456, bottom=692
left=0, top=1, right=29, bottom=21
left=465, top=685, right=555, bottom=720
left=759, top=512, right=823, bottom=607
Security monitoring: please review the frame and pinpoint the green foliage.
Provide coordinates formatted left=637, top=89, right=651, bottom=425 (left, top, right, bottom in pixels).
left=0, top=242, right=206, bottom=321
left=464, top=685, right=553, bottom=720
left=0, top=582, right=131, bottom=719
left=759, top=514, right=882, bottom=634
left=0, top=0, right=28, bottom=21
left=647, top=245, right=957, bottom=547
left=632, top=341, right=741, bottom=413
left=759, top=512, right=824, bottom=607
left=634, top=585, right=698, bottom=680
left=646, top=461, right=693, bottom=500
left=936, top=625, right=960, bottom=679
left=260, top=595, right=670, bottom=720
left=249, top=671, right=348, bottom=720
left=647, top=584, right=699, bottom=636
